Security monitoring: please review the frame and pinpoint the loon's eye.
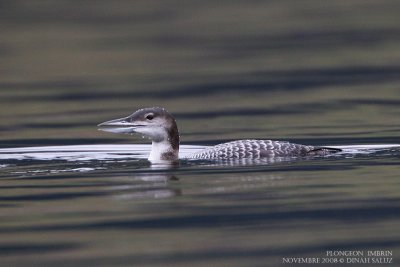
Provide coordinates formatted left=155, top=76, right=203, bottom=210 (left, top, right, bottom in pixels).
left=146, top=114, right=154, bottom=120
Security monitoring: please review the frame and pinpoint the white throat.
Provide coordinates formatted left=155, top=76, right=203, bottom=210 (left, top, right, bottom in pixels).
left=148, top=140, right=178, bottom=162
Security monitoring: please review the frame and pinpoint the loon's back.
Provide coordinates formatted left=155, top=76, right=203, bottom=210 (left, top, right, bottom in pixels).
left=189, top=140, right=340, bottom=159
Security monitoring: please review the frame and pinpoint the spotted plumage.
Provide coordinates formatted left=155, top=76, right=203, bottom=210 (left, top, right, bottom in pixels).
left=189, top=139, right=339, bottom=159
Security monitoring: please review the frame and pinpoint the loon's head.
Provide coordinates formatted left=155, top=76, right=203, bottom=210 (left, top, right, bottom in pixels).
left=98, top=107, right=179, bottom=162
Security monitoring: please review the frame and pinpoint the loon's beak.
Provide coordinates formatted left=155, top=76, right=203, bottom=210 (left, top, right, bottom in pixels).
left=98, top=117, right=140, bottom=134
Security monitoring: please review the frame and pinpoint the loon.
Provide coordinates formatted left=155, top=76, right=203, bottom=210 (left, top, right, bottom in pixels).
left=98, top=107, right=341, bottom=163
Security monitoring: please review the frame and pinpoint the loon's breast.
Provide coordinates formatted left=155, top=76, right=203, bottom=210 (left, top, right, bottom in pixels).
left=189, top=140, right=339, bottom=159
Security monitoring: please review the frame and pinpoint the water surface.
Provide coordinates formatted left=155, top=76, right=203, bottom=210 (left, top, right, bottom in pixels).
left=1, top=0, right=400, bottom=266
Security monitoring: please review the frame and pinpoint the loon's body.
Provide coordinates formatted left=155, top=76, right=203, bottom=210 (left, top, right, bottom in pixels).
left=190, top=139, right=337, bottom=159
left=98, top=107, right=340, bottom=163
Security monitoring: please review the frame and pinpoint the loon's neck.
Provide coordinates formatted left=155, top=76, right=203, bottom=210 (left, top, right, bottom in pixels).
left=148, top=120, right=180, bottom=162
left=149, top=140, right=179, bottom=162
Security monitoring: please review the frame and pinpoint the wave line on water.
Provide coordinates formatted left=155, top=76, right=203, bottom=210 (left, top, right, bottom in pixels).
left=0, top=144, right=207, bottom=161
left=0, top=144, right=399, bottom=161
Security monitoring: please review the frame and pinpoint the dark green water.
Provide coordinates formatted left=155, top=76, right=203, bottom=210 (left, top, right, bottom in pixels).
left=1, top=1, right=400, bottom=266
